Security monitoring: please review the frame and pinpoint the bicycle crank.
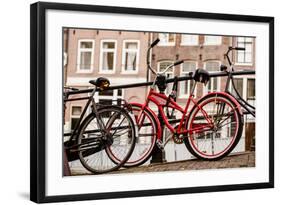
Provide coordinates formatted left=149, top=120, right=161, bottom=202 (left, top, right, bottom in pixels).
left=173, top=125, right=184, bottom=144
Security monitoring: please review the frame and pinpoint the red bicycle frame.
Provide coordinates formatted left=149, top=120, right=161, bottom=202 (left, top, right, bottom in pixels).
left=136, top=87, right=214, bottom=141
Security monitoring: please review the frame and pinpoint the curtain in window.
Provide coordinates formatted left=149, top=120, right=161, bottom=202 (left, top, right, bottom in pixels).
left=80, top=52, right=91, bottom=69
left=205, top=61, right=220, bottom=91
left=180, top=62, right=196, bottom=96
left=102, top=42, right=115, bottom=71
left=125, top=43, right=137, bottom=71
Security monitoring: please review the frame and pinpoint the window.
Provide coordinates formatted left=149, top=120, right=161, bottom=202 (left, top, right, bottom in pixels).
left=77, top=40, right=94, bottom=72
left=95, top=89, right=123, bottom=118
left=158, top=33, right=176, bottom=46
left=100, top=40, right=117, bottom=73
left=246, top=78, right=256, bottom=121
left=232, top=78, right=244, bottom=98
left=158, top=61, right=174, bottom=94
left=71, top=106, right=82, bottom=131
left=204, top=61, right=221, bottom=93
left=122, top=40, right=140, bottom=73
left=181, top=35, right=198, bottom=46
left=180, top=61, right=197, bottom=97
left=247, top=79, right=255, bottom=106
left=236, top=37, right=253, bottom=64
left=95, top=89, right=123, bottom=107
left=204, top=35, right=222, bottom=45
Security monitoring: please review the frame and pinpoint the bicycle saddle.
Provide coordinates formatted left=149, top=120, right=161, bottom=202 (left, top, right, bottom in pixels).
left=89, top=77, right=110, bottom=90
left=193, top=68, right=210, bottom=85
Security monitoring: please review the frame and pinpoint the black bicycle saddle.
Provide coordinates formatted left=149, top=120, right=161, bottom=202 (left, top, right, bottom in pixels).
left=193, top=68, right=210, bottom=85
left=89, top=77, right=110, bottom=89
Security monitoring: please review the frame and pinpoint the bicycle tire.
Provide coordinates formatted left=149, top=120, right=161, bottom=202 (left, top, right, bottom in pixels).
left=184, top=92, right=243, bottom=160
left=77, top=106, right=136, bottom=174
left=122, top=104, right=159, bottom=167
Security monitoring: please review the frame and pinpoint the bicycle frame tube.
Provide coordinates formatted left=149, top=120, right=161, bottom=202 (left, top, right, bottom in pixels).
left=139, top=88, right=202, bottom=136
left=224, top=70, right=255, bottom=117
left=223, top=47, right=255, bottom=117
left=227, top=90, right=256, bottom=117
left=66, top=87, right=97, bottom=144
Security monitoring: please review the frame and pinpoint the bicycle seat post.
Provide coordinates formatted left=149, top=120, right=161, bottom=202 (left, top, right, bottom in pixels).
left=90, top=86, right=97, bottom=111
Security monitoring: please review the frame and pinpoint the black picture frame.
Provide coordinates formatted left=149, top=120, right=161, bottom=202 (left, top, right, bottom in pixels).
left=30, top=1, right=274, bottom=203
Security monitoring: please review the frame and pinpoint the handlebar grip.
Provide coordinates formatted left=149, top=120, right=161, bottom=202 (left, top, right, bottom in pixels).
left=234, top=47, right=246, bottom=51
left=64, top=86, right=79, bottom=91
left=151, top=38, right=160, bottom=48
left=220, top=64, right=228, bottom=71
left=174, top=60, right=184, bottom=66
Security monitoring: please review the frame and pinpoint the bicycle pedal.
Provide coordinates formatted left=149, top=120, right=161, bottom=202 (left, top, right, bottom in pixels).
left=156, top=140, right=164, bottom=150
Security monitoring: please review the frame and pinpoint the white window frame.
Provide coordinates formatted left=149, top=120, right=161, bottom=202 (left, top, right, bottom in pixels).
left=246, top=77, right=256, bottom=108
left=157, top=61, right=174, bottom=94
left=158, top=33, right=176, bottom=46
left=229, top=76, right=246, bottom=139
left=99, top=40, right=117, bottom=74
left=203, top=61, right=221, bottom=94
left=230, top=75, right=255, bottom=122
left=179, top=61, right=198, bottom=98
left=204, top=36, right=222, bottom=46
left=70, top=105, right=82, bottom=130
left=121, top=40, right=140, bottom=74
left=230, top=75, right=255, bottom=101
left=76, top=39, right=95, bottom=73
left=94, top=89, right=124, bottom=105
left=235, top=37, right=254, bottom=66
left=180, top=34, right=199, bottom=46
left=230, top=77, right=244, bottom=98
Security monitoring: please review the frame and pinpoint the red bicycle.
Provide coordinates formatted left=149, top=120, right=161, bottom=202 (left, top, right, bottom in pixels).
left=125, top=38, right=244, bottom=167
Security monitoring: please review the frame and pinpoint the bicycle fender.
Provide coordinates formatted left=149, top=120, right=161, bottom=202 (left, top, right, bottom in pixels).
left=205, top=92, right=243, bottom=115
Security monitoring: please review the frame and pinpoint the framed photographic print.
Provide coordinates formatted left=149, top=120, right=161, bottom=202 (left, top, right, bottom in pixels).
left=30, top=1, right=274, bottom=203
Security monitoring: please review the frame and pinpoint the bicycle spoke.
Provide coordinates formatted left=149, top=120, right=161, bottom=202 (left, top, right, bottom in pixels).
left=218, top=120, right=234, bottom=129
left=214, top=108, right=234, bottom=125
left=110, top=116, right=126, bottom=136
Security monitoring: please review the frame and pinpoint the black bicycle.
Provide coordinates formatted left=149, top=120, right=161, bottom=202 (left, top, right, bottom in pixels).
left=64, top=77, right=136, bottom=174
left=220, top=46, right=255, bottom=117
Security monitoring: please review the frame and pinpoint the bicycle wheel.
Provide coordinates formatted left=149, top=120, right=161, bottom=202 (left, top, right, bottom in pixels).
left=184, top=93, right=243, bottom=160
left=77, top=106, right=136, bottom=174
left=122, top=104, right=158, bottom=167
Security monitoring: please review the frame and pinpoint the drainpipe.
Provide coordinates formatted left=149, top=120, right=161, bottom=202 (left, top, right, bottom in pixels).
left=64, top=28, right=69, bottom=86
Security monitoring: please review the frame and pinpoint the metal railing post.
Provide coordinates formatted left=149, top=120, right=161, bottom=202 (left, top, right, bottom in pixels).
left=63, top=148, right=71, bottom=176
left=150, top=81, right=167, bottom=164
left=150, top=108, right=167, bottom=164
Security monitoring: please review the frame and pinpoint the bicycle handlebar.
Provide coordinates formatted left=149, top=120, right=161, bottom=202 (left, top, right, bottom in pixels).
left=64, top=86, right=79, bottom=91
left=174, top=60, right=184, bottom=66
left=228, top=46, right=245, bottom=51
left=151, top=38, right=160, bottom=48
left=234, top=47, right=246, bottom=51
left=147, top=38, right=184, bottom=75
left=225, top=46, right=246, bottom=68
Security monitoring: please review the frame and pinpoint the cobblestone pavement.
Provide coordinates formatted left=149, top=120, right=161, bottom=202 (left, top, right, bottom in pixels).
left=71, top=152, right=255, bottom=175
